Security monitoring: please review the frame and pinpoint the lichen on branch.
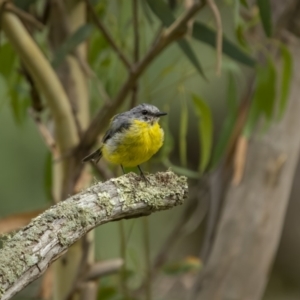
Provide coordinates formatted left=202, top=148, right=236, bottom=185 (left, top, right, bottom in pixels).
left=0, top=171, right=187, bottom=300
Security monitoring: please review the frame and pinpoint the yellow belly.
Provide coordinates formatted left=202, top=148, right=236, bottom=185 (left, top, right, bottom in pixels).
left=102, top=120, right=164, bottom=167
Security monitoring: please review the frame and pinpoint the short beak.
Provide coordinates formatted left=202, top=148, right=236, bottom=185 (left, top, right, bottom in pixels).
left=156, top=111, right=167, bottom=117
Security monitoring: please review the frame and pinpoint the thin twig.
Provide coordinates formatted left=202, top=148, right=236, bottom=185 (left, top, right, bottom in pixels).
left=134, top=187, right=208, bottom=297
left=2, top=7, right=79, bottom=157
left=184, top=0, right=195, bottom=35
left=84, top=259, right=123, bottom=280
left=131, top=0, right=140, bottom=107
left=84, top=0, right=132, bottom=70
left=29, top=109, right=59, bottom=159
left=133, top=0, right=139, bottom=63
left=20, top=66, right=44, bottom=112
left=74, top=1, right=206, bottom=172
left=48, top=0, right=85, bottom=141
left=232, top=136, right=248, bottom=186
left=4, top=3, right=44, bottom=31
left=91, top=75, right=111, bottom=104
left=206, top=0, right=222, bottom=75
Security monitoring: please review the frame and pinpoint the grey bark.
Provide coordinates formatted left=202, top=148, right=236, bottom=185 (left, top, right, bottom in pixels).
left=193, top=36, right=300, bottom=300
left=0, top=171, right=187, bottom=300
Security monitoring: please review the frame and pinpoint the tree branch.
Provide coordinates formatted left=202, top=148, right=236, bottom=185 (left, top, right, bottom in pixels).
left=4, top=3, right=44, bottom=31
left=206, top=0, right=222, bottom=75
left=130, top=0, right=139, bottom=108
left=74, top=0, right=205, bottom=163
left=1, top=9, right=79, bottom=155
left=0, top=171, right=187, bottom=300
left=84, top=0, right=132, bottom=70
left=84, top=259, right=123, bottom=280
left=191, top=36, right=300, bottom=300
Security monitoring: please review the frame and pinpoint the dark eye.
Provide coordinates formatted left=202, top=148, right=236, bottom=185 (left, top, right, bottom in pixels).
left=142, top=110, right=148, bottom=115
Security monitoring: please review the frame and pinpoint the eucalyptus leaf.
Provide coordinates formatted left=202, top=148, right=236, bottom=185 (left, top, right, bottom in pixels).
left=179, top=95, right=188, bottom=167
left=13, top=0, right=37, bottom=10
left=192, top=94, right=213, bottom=173
left=159, top=113, right=174, bottom=159
left=211, top=73, right=238, bottom=168
left=244, top=57, right=276, bottom=137
left=278, top=44, right=293, bottom=120
left=257, top=0, right=272, bottom=37
left=0, top=43, right=16, bottom=78
left=240, top=0, right=249, bottom=8
left=162, top=158, right=201, bottom=179
left=145, top=0, right=205, bottom=78
left=145, top=0, right=175, bottom=26
left=52, top=24, right=93, bottom=68
left=192, top=22, right=255, bottom=67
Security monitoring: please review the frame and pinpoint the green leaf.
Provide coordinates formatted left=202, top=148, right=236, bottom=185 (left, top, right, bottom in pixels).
left=236, top=24, right=248, bottom=49
left=141, top=0, right=156, bottom=25
left=0, top=43, right=16, bottom=78
left=177, top=39, right=206, bottom=78
left=233, top=0, right=240, bottom=26
left=240, top=0, right=249, bottom=8
left=211, top=73, right=238, bottom=168
left=88, top=32, right=109, bottom=66
left=159, top=64, right=175, bottom=78
left=179, top=93, right=188, bottom=167
left=257, top=0, right=272, bottom=37
left=97, top=285, right=119, bottom=300
left=244, top=57, right=276, bottom=137
left=192, top=94, right=213, bottom=173
left=221, top=60, right=241, bottom=74
left=278, top=44, right=293, bottom=120
left=192, top=22, right=256, bottom=67
left=159, top=116, right=174, bottom=160
left=52, top=24, right=93, bottom=68
left=162, top=158, right=201, bottom=179
left=13, top=0, right=37, bottom=10
left=145, top=0, right=205, bottom=78
left=145, top=0, right=174, bottom=26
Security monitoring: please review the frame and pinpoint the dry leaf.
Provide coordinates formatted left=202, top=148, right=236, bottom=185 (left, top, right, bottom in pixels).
left=232, top=135, right=248, bottom=186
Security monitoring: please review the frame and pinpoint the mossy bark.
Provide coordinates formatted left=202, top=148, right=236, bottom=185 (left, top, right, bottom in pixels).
left=0, top=171, right=187, bottom=300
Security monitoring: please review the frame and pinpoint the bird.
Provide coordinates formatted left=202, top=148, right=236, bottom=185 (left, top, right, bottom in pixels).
left=82, top=103, right=167, bottom=181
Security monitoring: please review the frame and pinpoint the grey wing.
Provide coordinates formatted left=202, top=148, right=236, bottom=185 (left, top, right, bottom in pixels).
left=102, top=115, right=131, bottom=143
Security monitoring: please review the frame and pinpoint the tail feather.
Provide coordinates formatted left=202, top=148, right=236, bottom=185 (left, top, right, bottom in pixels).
left=82, top=148, right=102, bottom=163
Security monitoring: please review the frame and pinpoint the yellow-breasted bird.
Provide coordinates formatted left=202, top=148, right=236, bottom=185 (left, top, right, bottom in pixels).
left=82, top=103, right=167, bottom=180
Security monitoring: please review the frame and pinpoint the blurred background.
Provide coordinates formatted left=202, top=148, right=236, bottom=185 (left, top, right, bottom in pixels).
left=0, top=0, right=299, bottom=299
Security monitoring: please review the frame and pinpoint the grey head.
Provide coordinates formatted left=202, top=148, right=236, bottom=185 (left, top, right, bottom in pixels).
left=101, top=103, right=167, bottom=144
left=126, top=103, right=167, bottom=124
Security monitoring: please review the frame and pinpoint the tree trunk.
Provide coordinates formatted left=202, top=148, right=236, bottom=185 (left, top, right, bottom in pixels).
left=193, top=34, right=300, bottom=300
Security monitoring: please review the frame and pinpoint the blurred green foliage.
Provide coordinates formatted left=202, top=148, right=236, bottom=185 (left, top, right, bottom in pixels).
left=0, top=0, right=294, bottom=299
left=52, top=24, right=94, bottom=68
left=257, top=0, right=273, bottom=37
left=192, top=94, right=213, bottom=173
